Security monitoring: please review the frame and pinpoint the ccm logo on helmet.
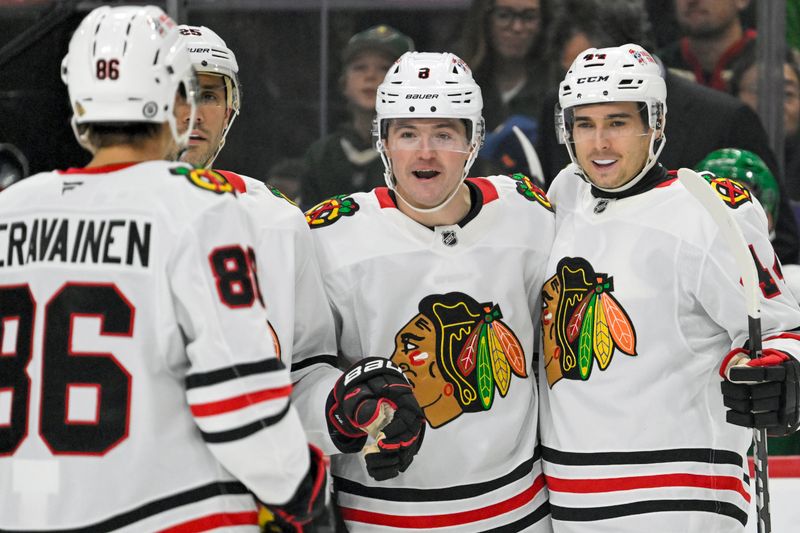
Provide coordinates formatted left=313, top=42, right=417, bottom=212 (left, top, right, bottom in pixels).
left=576, top=75, right=610, bottom=83
left=406, top=94, right=439, bottom=100
left=344, top=359, right=402, bottom=386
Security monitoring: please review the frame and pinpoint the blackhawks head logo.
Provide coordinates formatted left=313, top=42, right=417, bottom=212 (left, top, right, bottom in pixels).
left=390, top=292, right=526, bottom=428
left=511, top=173, right=553, bottom=211
left=541, top=257, right=637, bottom=388
left=305, top=195, right=359, bottom=228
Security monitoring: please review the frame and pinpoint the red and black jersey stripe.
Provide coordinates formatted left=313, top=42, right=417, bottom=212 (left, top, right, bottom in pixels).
left=0, top=481, right=254, bottom=532
left=543, top=446, right=750, bottom=526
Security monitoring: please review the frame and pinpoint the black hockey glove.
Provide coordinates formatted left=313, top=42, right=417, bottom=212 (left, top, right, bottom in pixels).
left=326, top=357, right=426, bottom=480
left=258, top=444, right=328, bottom=533
left=363, top=406, right=427, bottom=481
left=721, top=347, right=800, bottom=437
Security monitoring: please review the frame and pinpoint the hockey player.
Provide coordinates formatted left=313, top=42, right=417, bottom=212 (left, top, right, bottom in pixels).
left=176, top=26, right=427, bottom=530
left=541, top=44, right=800, bottom=532
left=305, top=51, right=554, bottom=532
left=0, top=6, right=325, bottom=530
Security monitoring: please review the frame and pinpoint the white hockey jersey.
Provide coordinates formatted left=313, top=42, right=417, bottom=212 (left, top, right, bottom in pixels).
left=540, top=164, right=800, bottom=533
left=214, top=170, right=340, bottom=454
left=307, top=176, right=555, bottom=532
left=0, top=162, right=310, bottom=531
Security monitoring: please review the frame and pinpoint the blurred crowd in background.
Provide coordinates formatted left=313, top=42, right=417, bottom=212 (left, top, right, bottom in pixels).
left=3, top=0, right=800, bottom=234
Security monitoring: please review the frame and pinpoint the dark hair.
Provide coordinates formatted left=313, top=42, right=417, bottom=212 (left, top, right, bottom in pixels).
left=546, top=0, right=654, bottom=73
left=456, top=0, right=552, bottom=74
left=83, top=122, right=164, bottom=149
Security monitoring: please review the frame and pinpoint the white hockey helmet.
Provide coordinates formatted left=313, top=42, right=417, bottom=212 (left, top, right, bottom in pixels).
left=179, top=24, right=241, bottom=165
left=61, top=5, right=197, bottom=152
left=557, top=44, right=667, bottom=191
left=375, top=51, right=485, bottom=191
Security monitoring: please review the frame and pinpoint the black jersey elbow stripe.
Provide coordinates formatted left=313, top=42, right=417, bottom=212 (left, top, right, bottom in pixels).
left=186, top=358, right=286, bottom=389
left=290, top=354, right=337, bottom=372
left=550, top=499, right=747, bottom=526
left=0, top=481, right=250, bottom=532
left=200, top=401, right=291, bottom=443
left=542, top=446, right=744, bottom=468
left=334, top=449, right=540, bottom=502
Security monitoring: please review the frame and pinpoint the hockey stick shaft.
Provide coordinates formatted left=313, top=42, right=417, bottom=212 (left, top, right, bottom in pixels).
left=511, top=125, right=545, bottom=188
left=676, top=168, right=771, bottom=533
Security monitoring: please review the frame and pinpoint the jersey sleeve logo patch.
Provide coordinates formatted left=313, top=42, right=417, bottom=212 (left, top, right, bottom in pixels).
left=268, top=185, right=297, bottom=206
left=542, top=257, right=637, bottom=389
left=510, top=173, right=554, bottom=212
left=389, top=292, right=527, bottom=429
left=170, top=166, right=235, bottom=195
left=702, top=173, right=752, bottom=209
left=304, top=195, right=359, bottom=229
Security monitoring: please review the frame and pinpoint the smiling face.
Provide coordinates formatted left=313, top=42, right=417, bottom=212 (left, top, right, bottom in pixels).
left=385, top=117, right=471, bottom=208
left=570, top=101, right=653, bottom=189
left=177, top=73, right=232, bottom=167
left=390, top=313, right=463, bottom=428
left=343, top=50, right=394, bottom=113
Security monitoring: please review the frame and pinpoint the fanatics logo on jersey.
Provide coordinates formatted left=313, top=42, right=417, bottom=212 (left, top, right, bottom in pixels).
left=62, top=181, right=84, bottom=194
left=390, top=292, right=526, bottom=428
left=305, top=195, right=359, bottom=229
left=441, top=230, right=458, bottom=247
left=170, top=166, right=234, bottom=195
left=510, top=173, right=554, bottom=212
left=541, top=257, right=637, bottom=388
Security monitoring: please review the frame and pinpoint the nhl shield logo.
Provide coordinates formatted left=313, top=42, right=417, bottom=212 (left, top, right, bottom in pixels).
left=442, top=230, right=458, bottom=247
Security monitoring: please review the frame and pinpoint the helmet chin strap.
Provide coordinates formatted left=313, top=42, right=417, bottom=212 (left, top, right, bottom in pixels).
left=203, top=106, right=238, bottom=168
left=393, top=177, right=467, bottom=214
left=379, top=132, right=480, bottom=214
left=384, top=150, right=476, bottom=215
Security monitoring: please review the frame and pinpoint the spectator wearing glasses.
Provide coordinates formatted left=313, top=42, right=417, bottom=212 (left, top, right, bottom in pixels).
left=457, top=0, right=556, bottom=136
